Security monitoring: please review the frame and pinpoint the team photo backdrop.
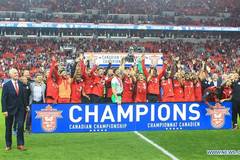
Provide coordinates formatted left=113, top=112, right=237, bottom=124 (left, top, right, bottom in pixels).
left=32, top=102, right=232, bottom=133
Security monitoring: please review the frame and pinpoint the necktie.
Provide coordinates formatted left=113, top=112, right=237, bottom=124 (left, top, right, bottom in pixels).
left=15, top=81, right=19, bottom=95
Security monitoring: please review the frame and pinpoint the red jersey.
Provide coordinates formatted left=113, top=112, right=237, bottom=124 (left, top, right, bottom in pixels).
left=161, top=78, right=174, bottom=102
left=222, top=87, right=232, bottom=99
left=82, top=65, right=97, bottom=95
left=71, top=81, right=85, bottom=103
left=92, top=74, right=105, bottom=97
left=122, top=76, right=134, bottom=103
left=194, top=81, right=202, bottom=102
left=173, top=79, right=184, bottom=102
left=134, top=80, right=147, bottom=103
left=105, top=76, right=113, bottom=98
left=183, top=80, right=195, bottom=102
left=142, top=59, right=166, bottom=95
left=46, top=60, right=59, bottom=103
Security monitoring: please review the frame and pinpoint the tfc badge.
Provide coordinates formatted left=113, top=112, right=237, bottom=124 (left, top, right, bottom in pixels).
left=36, top=105, right=63, bottom=132
left=206, top=103, right=230, bottom=129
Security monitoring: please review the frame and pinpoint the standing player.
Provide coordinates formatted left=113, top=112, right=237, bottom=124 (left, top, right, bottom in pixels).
left=111, top=69, right=123, bottom=104
left=142, top=55, right=167, bottom=102
left=46, top=57, right=59, bottom=103
left=134, top=73, right=147, bottom=103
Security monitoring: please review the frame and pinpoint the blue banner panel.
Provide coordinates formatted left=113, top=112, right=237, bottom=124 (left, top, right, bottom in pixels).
left=31, top=102, right=232, bottom=133
left=0, top=21, right=240, bottom=32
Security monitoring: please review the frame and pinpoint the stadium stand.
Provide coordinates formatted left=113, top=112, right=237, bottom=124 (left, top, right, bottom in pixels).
left=0, top=0, right=239, bottom=26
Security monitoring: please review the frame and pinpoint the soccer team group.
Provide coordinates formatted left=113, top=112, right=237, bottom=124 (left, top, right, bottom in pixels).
left=17, top=53, right=240, bottom=129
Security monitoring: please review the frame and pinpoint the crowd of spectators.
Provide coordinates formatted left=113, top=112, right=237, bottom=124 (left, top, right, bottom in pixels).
left=0, top=0, right=239, bottom=26
left=0, top=0, right=238, bottom=15
left=0, top=38, right=240, bottom=80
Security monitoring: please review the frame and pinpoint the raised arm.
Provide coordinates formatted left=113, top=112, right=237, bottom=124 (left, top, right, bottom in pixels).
left=158, top=62, right=167, bottom=81
left=50, top=57, right=61, bottom=83
left=141, top=56, right=149, bottom=78
left=48, top=57, right=57, bottom=80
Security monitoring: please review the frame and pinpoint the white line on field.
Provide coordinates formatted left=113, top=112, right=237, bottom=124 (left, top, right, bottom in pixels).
left=134, top=131, right=179, bottom=160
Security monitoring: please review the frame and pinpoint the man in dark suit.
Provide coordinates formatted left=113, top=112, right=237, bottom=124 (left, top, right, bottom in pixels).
left=1, top=68, right=27, bottom=151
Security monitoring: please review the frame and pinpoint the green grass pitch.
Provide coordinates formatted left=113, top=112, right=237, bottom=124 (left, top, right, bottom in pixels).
left=0, top=89, right=239, bottom=160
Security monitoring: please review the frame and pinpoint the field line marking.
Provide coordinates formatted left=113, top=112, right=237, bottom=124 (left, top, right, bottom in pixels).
left=134, top=131, right=179, bottom=160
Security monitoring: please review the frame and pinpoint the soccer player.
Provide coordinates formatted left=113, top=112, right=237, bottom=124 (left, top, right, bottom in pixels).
left=193, top=74, right=203, bottom=102
left=91, top=68, right=106, bottom=103
left=134, top=73, right=147, bottom=103
left=142, top=56, right=167, bottom=102
left=46, top=57, right=59, bottom=103
left=161, top=72, right=174, bottom=102
left=52, top=60, right=72, bottom=103
left=111, top=69, right=123, bottom=104
left=183, top=73, right=195, bottom=102
left=71, top=74, right=89, bottom=103
left=173, top=72, right=184, bottom=102
left=105, top=68, right=114, bottom=103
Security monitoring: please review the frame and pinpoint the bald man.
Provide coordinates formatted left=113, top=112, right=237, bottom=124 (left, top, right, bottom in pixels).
left=1, top=68, right=27, bottom=151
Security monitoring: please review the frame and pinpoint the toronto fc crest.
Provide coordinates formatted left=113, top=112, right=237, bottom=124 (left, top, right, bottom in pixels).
left=206, top=103, right=230, bottom=129
left=35, top=105, right=63, bottom=132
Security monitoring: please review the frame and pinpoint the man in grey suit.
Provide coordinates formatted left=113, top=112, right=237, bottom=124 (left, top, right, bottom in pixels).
left=26, top=73, right=46, bottom=132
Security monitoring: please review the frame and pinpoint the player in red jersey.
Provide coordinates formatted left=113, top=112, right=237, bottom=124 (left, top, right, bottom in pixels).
left=183, top=73, right=195, bottom=102
left=134, top=73, right=147, bottom=103
left=81, top=61, right=98, bottom=103
left=46, top=57, right=59, bottom=103
left=173, top=72, right=184, bottom=102
left=142, top=56, right=167, bottom=102
left=193, top=74, right=203, bottom=102
left=91, top=68, right=106, bottom=103
left=122, top=67, right=136, bottom=103
left=105, top=67, right=114, bottom=103
left=71, top=74, right=89, bottom=103
left=161, top=72, right=175, bottom=102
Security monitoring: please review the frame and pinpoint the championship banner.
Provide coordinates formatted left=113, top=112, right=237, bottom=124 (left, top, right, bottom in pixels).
left=31, top=102, right=232, bottom=133
left=84, top=52, right=163, bottom=67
